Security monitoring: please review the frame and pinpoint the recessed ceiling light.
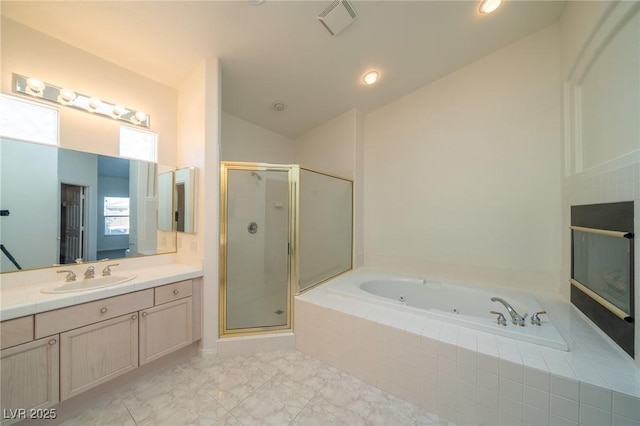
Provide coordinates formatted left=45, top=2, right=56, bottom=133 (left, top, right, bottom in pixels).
left=362, top=70, right=380, bottom=85
left=479, top=0, right=503, bottom=14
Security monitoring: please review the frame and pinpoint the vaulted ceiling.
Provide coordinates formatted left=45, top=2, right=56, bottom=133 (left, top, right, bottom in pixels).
left=1, top=1, right=566, bottom=138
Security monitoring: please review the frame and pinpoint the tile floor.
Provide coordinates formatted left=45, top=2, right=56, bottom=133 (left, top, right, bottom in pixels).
left=57, top=352, right=451, bottom=426
left=59, top=351, right=453, bottom=426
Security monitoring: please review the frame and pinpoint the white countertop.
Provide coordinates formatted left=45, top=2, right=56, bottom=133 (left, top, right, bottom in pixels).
left=1, top=262, right=203, bottom=321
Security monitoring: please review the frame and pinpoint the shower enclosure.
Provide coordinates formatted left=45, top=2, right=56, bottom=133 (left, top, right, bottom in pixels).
left=219, top=162, right=353, bottom=337
left=220, top=163, right=299, bottom=335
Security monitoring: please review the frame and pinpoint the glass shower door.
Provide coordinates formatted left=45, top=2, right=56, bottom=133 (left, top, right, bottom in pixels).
left=220, top=163, right=297, bottom=335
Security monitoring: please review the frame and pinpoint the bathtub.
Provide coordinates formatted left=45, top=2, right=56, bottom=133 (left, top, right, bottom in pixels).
left=326, top=271, right=569, bottom=351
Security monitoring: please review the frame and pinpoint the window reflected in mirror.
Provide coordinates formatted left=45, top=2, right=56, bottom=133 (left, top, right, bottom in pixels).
left=104, top=197, right=131, bottom=236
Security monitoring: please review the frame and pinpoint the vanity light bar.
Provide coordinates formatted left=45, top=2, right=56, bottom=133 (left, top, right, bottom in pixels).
left=12, top=73, right=150, bottom=128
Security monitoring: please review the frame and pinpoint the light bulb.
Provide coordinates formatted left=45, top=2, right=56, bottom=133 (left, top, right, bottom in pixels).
left=26, top=78, right=45, bottom=96
left=58, top=88, right=76, bottom=105
left=131, top=110, right=147, bottom=125
left=112, top=104, right=127, bottom=117
left=88, top=97, right=102, bottom=112
left=479, top=0, right=502, bottom=14
left=362, top=70, right=380, bottom=85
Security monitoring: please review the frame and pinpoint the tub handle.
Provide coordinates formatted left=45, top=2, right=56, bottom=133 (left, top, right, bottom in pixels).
left=531, top=311, right=547, bottom=326
left=490, top=310, right=507, bottom=326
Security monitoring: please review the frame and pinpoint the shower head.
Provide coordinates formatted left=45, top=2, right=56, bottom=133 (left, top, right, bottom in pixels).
left=252, top=171, right=263, bottom=181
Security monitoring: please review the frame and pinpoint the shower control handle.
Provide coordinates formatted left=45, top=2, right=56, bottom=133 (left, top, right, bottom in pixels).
left=490, top=310, right=507, bottom=326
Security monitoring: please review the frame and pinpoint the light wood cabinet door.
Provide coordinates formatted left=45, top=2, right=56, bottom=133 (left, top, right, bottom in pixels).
left=139, top=297, right=192, bottom=366
left=60, top=313, right=139, bottom=400
left=1, top=336, right=59, bottom=424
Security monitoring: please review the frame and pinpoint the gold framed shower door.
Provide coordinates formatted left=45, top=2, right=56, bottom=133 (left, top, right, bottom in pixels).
left=219, top=162, right=299, bottom=337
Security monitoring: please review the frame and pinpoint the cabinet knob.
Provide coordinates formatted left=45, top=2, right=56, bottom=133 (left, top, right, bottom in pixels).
left=173, top=289, right=179, bottom=295
left=131, top=315, right=138, bottom=320
left=100, top=307, right=108, bottom=313
left=141, top=312, right=148, bottom=317
left=48, top=339, right=57, bottom=345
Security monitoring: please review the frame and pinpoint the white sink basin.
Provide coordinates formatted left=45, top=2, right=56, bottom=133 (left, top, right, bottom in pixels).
left=41, top=275, right=136, bottom=294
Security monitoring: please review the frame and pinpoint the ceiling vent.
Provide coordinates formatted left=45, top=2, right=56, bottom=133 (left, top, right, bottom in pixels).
left=317, top=0, right=358, bottom=36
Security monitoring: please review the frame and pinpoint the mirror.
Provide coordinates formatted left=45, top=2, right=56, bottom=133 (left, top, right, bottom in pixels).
left=0, top=138, right=177, bottom=273
left=175, top=166, right=197, bottom=233
left=158, top=171, right=175, bottom=232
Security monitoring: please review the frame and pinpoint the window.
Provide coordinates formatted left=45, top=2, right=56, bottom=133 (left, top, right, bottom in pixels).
left=0, top=94, right=59, bottom=145
left=104, top=197, right=130, bottom=235
left=120, top=125, right=157, bottom=162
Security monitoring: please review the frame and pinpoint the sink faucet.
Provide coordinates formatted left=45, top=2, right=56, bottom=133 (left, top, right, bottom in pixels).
left=57, top=270, right=76, bottom=282
left=102, top=263, right=119, bottom=276
left=490, top=297, right=527, bottom=326
left=84, top=266, right=95, bottom=279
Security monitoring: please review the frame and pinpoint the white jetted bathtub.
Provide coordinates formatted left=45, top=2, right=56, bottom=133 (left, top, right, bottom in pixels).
left=326, top=270, right=569, bottom=351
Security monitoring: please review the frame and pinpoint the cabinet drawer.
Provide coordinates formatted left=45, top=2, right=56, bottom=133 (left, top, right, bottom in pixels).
left=1, top=315, right=34, bottom=350
left=155, top=280, right=192, bottom=305
left=35, top=289, right=153, bottom=339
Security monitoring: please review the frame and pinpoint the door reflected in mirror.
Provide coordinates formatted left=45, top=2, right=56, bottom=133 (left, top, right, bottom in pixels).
left=158, top=171, right=175, bottom=232
left=175, top=166, right=197, bottom=233
left=0, top=138, right=177, bottom=273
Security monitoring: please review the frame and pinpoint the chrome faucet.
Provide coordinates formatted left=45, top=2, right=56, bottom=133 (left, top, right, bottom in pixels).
left=531, top=311, right=546, bottom=326
left=102, top=263, right=119, bottom=276
left=84, top=266, right=95, bottom=279
left=490, top=297, right=527, bottom=326
left=57, top=270, right=76, bottom=282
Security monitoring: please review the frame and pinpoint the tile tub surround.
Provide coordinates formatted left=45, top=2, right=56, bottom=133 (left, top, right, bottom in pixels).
left=47, top=350, right=452, bottom=426
left=0, top=256, right=203, bottom=320
left=295, top=270, right=640, bottom=426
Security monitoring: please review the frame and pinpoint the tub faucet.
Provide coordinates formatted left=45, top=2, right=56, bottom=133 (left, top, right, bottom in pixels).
left=490, top=297, right=527, bottom=326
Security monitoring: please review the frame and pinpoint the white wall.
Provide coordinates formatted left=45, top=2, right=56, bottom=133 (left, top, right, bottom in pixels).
left=294, top=108, right=365, bottom=267
left=294, top=109, right=358, bottom=179
left=176, top=58, right=221, bottom=356
left=221, top=112, right=294, bottom=164
left=560, top=1, right=640, bottom=366
left=1, top=18, right=178, bottom=165
left=363, top=25, right=563, bottom=291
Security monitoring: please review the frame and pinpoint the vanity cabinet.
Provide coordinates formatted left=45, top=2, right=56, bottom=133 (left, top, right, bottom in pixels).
left=60, top=313, right=139, bottom=400
left=36, top=289, right=153, bottom=401
left=0, top=278, right=201, bottom=412
left=0, top=336, right=59, bottom=425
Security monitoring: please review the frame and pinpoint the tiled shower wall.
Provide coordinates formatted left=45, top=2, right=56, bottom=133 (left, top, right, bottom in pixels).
left=563, top=159, right=639, bottom=207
